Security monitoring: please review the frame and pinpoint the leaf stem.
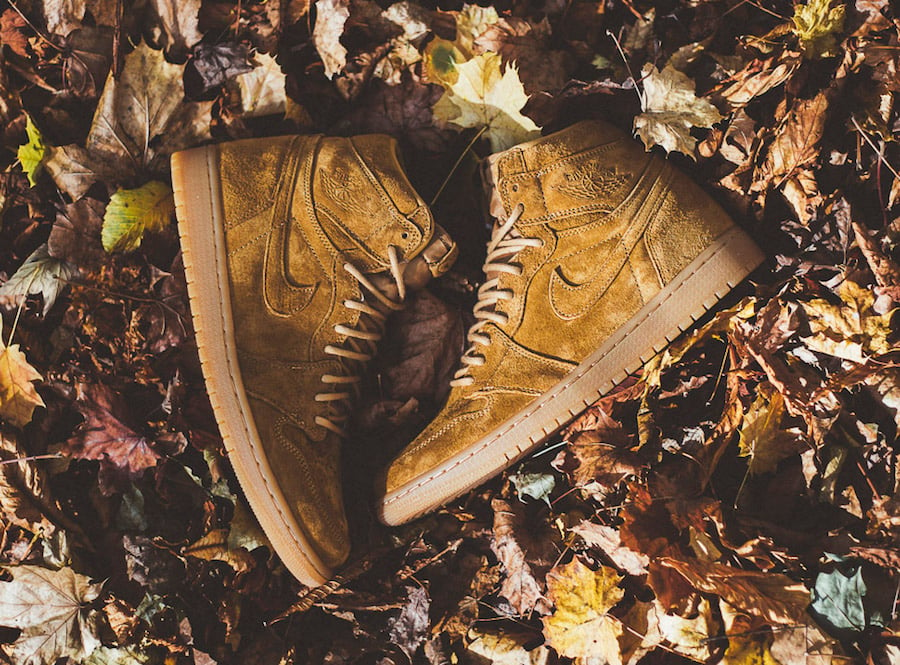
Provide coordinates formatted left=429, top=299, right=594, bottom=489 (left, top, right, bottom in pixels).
left=430, top=125, right=487, bottom=208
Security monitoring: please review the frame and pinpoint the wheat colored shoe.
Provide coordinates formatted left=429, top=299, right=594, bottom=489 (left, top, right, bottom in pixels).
left=171, top=134, right=457, bottom=585
left=377, top=119, right=764, bottom=525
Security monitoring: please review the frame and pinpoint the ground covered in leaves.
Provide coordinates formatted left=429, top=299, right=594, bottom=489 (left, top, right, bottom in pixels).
left=0, top=0, right=899, bottom=663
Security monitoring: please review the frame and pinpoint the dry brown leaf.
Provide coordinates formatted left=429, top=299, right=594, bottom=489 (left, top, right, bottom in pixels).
left=467, top=629, right=549, bottom=665
left=738, top=384, right=807, bottom=475
left=183, top=529, right=256, bottom=573
left=720, top=54, right=801, bottom=108
left=491, top=498, right=554, bottom=615
left=541, top=558, right=624, bottom=662
left=313, top=0, right=350, bottom=79
left=570, top=521, right=650, bottom=576
left=659, top=557, right=810, bottom=625
left=148, top=0, right=203, bottom=56
left=40, top=0, right=85, bottom=36
left=0, top=339, right=45, bottom=428
left=0, top=429, right=56, bottom=532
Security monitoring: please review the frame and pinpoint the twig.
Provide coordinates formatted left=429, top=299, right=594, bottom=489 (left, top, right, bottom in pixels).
left=430, top=126, right=487, bottom=207
left=851, top=115, right=900, bottom=182
left=606, top=30, right=644, bottom=107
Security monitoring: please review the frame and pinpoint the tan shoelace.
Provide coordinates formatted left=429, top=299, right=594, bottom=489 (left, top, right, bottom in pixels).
left=315, top=246, right=406, bottom=436
left=451, top=204, right=541, bottom=388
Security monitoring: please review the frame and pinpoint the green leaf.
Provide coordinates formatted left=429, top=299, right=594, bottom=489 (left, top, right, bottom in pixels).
left=102, top=181, right=174, bottom=253
left=792, top=0, right=845, bottom=59
left=17, top=115, right=47, bottom=187
left=810, top=565, right=867, bottom=632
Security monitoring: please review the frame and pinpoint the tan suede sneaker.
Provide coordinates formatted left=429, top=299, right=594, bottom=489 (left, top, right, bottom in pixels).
left=377, top=119, right=764, bottom=525
left=171, top=134, right=457, bottom=585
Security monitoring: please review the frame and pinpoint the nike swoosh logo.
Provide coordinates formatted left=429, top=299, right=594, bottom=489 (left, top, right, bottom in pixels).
left=548, top=158, right=671, bottom=320
left=264, top=136, right=319, bottom=317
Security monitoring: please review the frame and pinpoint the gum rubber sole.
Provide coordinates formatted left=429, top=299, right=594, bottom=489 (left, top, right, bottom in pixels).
left=172, top=146, right=330, bottom=587
left=378, top=224, right=765, bottom=525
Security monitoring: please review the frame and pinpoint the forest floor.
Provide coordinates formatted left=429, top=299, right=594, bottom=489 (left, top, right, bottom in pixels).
left=0, top=0, right=899, bottom=663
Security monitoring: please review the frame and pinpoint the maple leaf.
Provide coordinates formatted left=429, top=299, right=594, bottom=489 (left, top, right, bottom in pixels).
left=48, top=42, right=212, bottom=196
left=542, top=558, right=624, bottom=662
left=792, top=0, right=846, bottom=59
left=48, top=198, right=106, bottom=267
left=432, top=52, right=540, bottom=152
left=0, top=338, right=45, bottom=428
left=236, top=52, right=287, bottom=117
left=633, top=64, right=724, bottom=158
left=17, top=115, right=46, bottom=186
left=0, top=429, right=56, bottom=532
left=313, top=0, right=350, bottom=79
left=102, top=181, right=174, bottom=253
left=64, top=383, right=162, bottom=480
left=802, top=279, right=896, bottom=362
left=738, top=384, right=806, bottom=475
left=0, top=565, right=103, bottom=665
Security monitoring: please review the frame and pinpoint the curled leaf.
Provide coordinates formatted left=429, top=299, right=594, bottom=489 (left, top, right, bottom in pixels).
left=792, top=0, right=846, bottom=59
left=0, top=340, right=45, bottom=428
left=102, top=181, right=174, bottom=253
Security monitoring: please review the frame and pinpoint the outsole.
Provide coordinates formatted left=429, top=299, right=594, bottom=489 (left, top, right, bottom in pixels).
left=171, top=146, right=330, bottom=587
left=378, top=224, right=765, bottom=525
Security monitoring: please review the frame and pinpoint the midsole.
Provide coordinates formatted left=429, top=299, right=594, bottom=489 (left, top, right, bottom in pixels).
left=380, top=224, right=764, bottom=523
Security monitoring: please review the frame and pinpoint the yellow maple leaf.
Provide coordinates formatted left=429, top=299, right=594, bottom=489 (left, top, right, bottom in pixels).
left=633, top=64, right=723, bottom=158
left=802, top=279, right=896, bottom=362
left=102, top=181, right=175, bottom=253
left=542, top=558, right=624, bottom=662
left=432, top=52, right=540, bottom=152
left=0, top=338, right=46, bottom=428
left=738, top=384, right=805, bottom=475
left=792, top=0, right=845, bottom=59
left=424, top=4, right=499, bottom=87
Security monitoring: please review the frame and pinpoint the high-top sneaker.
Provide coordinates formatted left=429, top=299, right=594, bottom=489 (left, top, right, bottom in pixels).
left=171, top=135, right=457, bottom=585
left=377, top=119, right=763, bottom=525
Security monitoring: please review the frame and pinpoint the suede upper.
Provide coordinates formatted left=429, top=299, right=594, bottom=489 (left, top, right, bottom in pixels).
left=383, top=119, right=736, bottom=496
left=218, top=134, right=440, bottom=567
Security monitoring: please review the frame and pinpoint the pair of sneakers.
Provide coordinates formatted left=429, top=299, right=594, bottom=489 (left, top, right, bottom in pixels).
left=170, top=120, right=764, bottom=587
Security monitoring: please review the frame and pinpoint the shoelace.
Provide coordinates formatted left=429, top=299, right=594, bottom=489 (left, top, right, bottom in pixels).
left=315, top=245, right=406, bottom=436
left=451, top=203, right=541, bottom=388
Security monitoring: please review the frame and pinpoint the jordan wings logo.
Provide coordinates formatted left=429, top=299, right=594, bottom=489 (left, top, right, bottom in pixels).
left=548, top=160, right=669, bottom=320
left=264, top=137, right=319, bottom=317
left=551, top=164, right=631, bottom=201
left=322, top=169, right=377, bottom=217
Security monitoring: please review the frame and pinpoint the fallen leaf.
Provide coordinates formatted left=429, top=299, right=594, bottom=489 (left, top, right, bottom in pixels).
left=738, top=384, right=807, bottom=475
left=83, top=646, right=153, bottom=665
left=183, top=529, right=256, bottom=573
left=473, top=17, right=573, bottom=94
left=0, top=428, right=56, bottom=532
left=40, top=0, right=85, bottom=36
left=660, top=557, right=810, bottom=625
left=56, top=42, right=212, bottom=193
left=467, top=630, right=549, bottom=665
left=148, top=0, right=203, bottom=56
left=633, top=64, right=724, bottom=158
left=102, top=181, right=174, bottom=253
left=388, top=586, right=430, bottom=661
left=542, top=558, right=624, bottom=662
left=0, top=244, right=78, bottom=315
left=509, top=471, right=555, bottom=506
left=313, top=0, right=350, bottom=79
left=64, top=383, right=162, bottom=480
left=571, top=521, right=650, bottom=576
left=48, top=198, right=106, bottom=267
left=0, top=565, right=103, bottom=665
left=0, top=339, right=45, bottom=428
left=720, top=54, right=801, bottom=108
left=792, top=0, right=846, bottom=59
left=810, top=564, right=867, bottom=631
left=17, top=115, right=46, bottom=186
left=652, top=598, right=716, bottom=661
left=769, top=620, right=843, bottom=664
left=236, top=52, right=287, bottom=117
left=801, top=279, right=896, bottom=362
left=187, top=43, right=253, bottom=96
left=433, top=52, right=540, bottom=152
left=0, top=9, right=30, bottom=57
left=491, top=498, right=555, bottom=615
